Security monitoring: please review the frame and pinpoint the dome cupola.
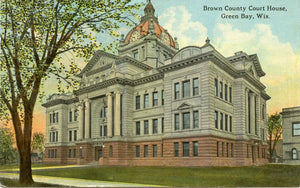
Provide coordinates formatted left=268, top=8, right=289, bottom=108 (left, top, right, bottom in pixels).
left=123, top=0, right=176, bottom=48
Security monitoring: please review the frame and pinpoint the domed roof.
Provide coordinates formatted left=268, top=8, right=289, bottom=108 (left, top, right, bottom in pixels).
left=123, top=1, right=175, bottom=48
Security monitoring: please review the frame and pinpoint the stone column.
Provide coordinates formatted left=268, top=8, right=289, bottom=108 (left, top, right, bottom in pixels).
left=245, top=89, right=249, bottom=134
left=78, top=102, right=84, bottom=140
left=106, top=93, right=113, bottom=137
left=250, top=93, right=256, bottom=135
left=84, top=99, right=90, bottom=139
left=114, top=91, right=122, bottom=136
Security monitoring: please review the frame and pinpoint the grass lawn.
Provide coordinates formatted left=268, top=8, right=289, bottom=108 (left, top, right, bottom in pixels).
left=32, top=164, right=300, bottom=187
left=0, top=178, right=59, bottom=187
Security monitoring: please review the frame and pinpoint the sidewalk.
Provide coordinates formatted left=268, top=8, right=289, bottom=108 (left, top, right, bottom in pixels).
left=0, top=172, right=162, bottom=187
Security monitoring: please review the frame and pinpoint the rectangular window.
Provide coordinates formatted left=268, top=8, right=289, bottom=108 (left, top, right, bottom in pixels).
left=215, top=78, right=218, bottom=96
left=104, top=126, right=107, bottom=136
left=153, top=119, right=158, bottom=134
left=229, top=87, right=232, bottom=103
left=50, top=114, right=52, bottom=124
left=162, top=118, right=164, bottom=133
left=193, top=111, right=199, bottom=128
left=69, top=111, right=72, bottom=122
left=144, top=120, right=149, bottom=135
left=230, top=116, right=232, bottom=132
left=100, top=126, right=103, bottom=136
left=225, top=114, right=228, bottom=131
left=109, top=145, right=113, bottom=157
left=144, top=94, right=149, bottom=108
left=55, top=131, right=58, bottom=142
left=183, top=112, right=190, bottom=129
left=225, top=84, right=228, bottom=101
left=69, top=131, right=72, bottom=142
left=153, top=145, right=157, bottom=157
left=74, top=110, right=78, bottom=121
left=174, top=142, right=179, bottom=157
left=193, top=141, right=198, bottom=156
left=153, top=92, right=158, bottom=107
left=73, top=149, right=76, bottom=158
left=68, top=149, right=72, bottom=158
left=136, top=96, right=140, bottom=110
left=144, top=145, right=148, bottom=157
left=74, top=130, right=77, bottom=141
left=183, top=142, right=189, bottom=157
left=52, top=113, right=56, bottom=123
left=215, top=111, right=218, bottom=129
left=220, top=113, right=223, bottom=130
left=219, top=82, right=223, bottom=99
left=193, top=78, right=199, bottom=96
left=182, top=80, right=190, bottom=98
left=292, top=123, right=300, bottom=136
left=104, top=107, right=108, bottom=118
left=136, top=122, right=140, bottom=135
left=56, top=112, right=59, bottom=123
left=175, top=83, right=180, bottom=99
left=161, top=90, right=164, bottom=105
left=136, top=146, right=140, bottom=158
left=175, top=114, right=180, bottom=130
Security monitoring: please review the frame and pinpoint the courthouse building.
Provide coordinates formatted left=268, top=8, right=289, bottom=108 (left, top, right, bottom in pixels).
left=43, top=1, right=270, bottom=166
left=282, top=106, right=300, bottom=164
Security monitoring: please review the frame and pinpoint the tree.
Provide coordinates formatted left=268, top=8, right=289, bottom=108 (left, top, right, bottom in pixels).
left=267, top=113, right=282, bottom=162
left=0, top=126, right=17, bottom=164
left=31, top=132, right=44, bottom=153
left=0, top=0, right=142, bottom=184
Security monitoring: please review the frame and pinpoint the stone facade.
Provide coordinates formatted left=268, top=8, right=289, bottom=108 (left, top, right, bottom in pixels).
left=282, top=106, right=300, bottom=164
left=42, top=2, right=270, bottom=166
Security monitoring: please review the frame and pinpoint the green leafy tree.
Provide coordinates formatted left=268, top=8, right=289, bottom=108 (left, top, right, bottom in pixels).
left=0, top=0, right=142, bottom=184
left=0, top=126, right=17, bottom=164
left=267, top=113, right=282, bottom=162
left=31, top=132, right=44, bottom=153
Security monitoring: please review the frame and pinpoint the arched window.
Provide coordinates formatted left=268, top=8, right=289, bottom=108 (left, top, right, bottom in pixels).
left=292, top=148, right=297, bottom=160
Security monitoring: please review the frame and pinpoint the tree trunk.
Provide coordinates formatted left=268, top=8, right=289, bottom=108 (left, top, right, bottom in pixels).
left=19, top=149, right=34, bottom=185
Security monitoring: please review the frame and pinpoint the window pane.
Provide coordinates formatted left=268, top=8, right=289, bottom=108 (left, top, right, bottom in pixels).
left=229, top=87, right=232, bottom=103
left=153, top=119, right=158, bottom=134
left=183, top=112, right=190, bottom=129
left=193, top=78, right=199, bottom=96
left=144, top=120, right=149, bottom=134
left=136, top=96, right=140, bottom=110
left=225, top=114, right=228, bottom=131
left=144, top=145, right=148, bottom=157
left=215, top=79, right=218, bottom=96
left=144, top=94, right=149, bottom=108
left=69, top=111, right=72, bottom=122
left=220, top=113, right=223, bottom=130
left=183, top=142, right=189, bottom=157
left=175, top=83, right=180, bottom=99
left=136, top=122, right=140, bottom=135
left=293, top=123, right=300, bottom=136
left=219, top=82, right=223, bottom=98
left=74, top=110, right=78, bottom=121
left=175, top=114, right=179, bottom=130
left=174, top=143, right=179, bottom=157
left=183, top=80, right=190, bottom=98
left=225, top=84, right=228, bottom=101
left=153, top=145, right=157, bottom=157
left=136, top=146, right=140, bottom=157
left=215, top=111, right=218, bottom=129
left=193, top=141, right=198, bottom=156
left=104, top=107, right=108, bottom=118
left=193, top=111, right=199, bottom=128
left=153, top=92, right=158, bottom=107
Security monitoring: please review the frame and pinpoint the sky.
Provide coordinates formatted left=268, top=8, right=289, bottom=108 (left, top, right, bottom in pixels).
left=32, top=0, right=300, bottom=134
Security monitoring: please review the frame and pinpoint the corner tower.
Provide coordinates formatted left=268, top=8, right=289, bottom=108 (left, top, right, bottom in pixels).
left=118, top=0, right=178, bottom=68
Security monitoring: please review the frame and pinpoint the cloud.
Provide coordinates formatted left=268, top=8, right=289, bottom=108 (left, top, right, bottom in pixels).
left=159, top=6, right=208, bottom=47
left=213, top=23, right=300, bottom=114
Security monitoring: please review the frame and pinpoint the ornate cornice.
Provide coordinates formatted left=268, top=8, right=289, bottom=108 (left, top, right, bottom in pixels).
left=42, top=97, right=79, bottom=108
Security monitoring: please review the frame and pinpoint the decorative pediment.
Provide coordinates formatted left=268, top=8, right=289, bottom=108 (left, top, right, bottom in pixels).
left=177, top=102, right=192, bottom=110
left=79, top=50, right=117, bottom=77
